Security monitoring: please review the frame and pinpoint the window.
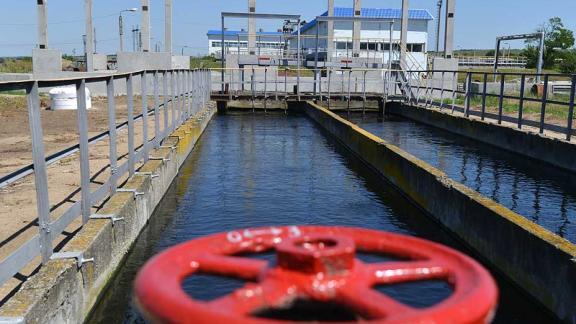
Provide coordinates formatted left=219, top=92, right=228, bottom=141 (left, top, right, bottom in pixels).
left=408, top=44, right=425, bottom=53
left=336, top=42, right=347, bottom=50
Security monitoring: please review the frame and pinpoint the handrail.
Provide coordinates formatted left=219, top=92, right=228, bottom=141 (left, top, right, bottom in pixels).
left=0, top=68, right=212, bottom=290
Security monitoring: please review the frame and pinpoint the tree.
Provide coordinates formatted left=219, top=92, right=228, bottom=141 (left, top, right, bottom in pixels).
left=523, top=17, right=575, bottom=69
left=559, top=50, right=576, bottom=74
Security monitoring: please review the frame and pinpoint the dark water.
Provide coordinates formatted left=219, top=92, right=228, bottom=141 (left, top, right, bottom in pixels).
left=88, top=113, right=553, bottom=323
left=348, top=114, right=576, bottom=243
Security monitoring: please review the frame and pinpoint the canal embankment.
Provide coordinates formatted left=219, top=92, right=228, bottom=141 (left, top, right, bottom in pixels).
left=0, top=105, right=216, bottom=324
left=304, top=101, right=576, bottom=322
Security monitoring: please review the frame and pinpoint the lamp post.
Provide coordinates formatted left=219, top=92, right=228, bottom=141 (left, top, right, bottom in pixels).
left=181, top=46, right=190, bottom=56
left=119, top=8, right=138, bottom=52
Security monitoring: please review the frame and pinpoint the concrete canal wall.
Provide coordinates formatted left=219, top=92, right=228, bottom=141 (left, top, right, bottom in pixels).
left=304, top=101, right=576, bottom=322
left=388, top=103, right=576, bottom=173
left=0, top=107, right=216, bottom=324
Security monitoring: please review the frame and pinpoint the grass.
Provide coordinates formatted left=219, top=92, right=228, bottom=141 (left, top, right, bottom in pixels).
left=451, top=94, right=574, bottom=123
left=456, top=68, right=568, bottom=84
left=0, top=57, right=32, bottom=73
left=190, top=56, right=221, bottom=69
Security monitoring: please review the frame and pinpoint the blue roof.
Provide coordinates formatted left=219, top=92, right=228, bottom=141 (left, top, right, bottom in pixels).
left=207, top=30, right=283, bottom=36
left=298, top=7, right=433, bottom=34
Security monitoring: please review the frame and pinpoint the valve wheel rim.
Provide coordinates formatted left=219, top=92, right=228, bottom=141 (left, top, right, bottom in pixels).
left=135, top=226, right=498, bottom=324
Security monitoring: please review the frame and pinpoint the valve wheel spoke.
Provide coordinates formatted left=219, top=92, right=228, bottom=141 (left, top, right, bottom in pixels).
left=196, top=254, right=269, bottom=280
left=338, top=286, right=416, bottom=319
left=207, top=279, right=293, bottom=316
left=366, top=260, right=450, bottom=285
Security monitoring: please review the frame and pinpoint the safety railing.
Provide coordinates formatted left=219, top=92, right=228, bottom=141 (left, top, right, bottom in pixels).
left=402, top=70, right=576, bottom=141
left=211, top=66, right=575, bottom=141
left=0, top=69, right=211, bottom=290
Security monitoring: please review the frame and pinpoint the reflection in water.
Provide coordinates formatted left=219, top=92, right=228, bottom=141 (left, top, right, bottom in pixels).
left=88, top=113, right=553, bottom=324
left=348, top=114, right=576, bottom=243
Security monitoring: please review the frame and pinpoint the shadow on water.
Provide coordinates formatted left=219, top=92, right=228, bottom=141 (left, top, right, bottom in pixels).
left=87, top=112, right=555, bottom=324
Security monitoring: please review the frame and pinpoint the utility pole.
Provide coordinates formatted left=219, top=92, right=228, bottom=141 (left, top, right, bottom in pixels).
left=248, top=0, right=256, bottom=55
left=352, top=0, right=361, bottom=57
left=400, top=0, right=409, bottom=67
left=435, top=0, right=442, bottom=53
left=165, top=0, right=173, bottom=53
left=37, top=0, right=48, bottom=49
left=85, top=0, right=94, bottom=72
left=141, top=0, right=151, bottom=52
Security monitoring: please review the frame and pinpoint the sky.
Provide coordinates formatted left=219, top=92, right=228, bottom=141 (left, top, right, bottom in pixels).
left=0, top=0, right=575, bottom=57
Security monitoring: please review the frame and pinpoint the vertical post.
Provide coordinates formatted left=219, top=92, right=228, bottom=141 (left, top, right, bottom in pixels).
left=451, top=71, right=457, bottom=113
left=165, top=0, right=173, bottom=53
left=353, top=0, right=362, bottom=57
left=464, top=72, right=471, bottom=117
left=85, top=0, right=94, bottom=72
left=439, top=71, right=445, bottom=109
left=481, top=72, right=487, bottom=120
left=297, top=18, right=301, bottom=100
left=141, top=72, right=149, bottom=162
left=76, top=79, right=91, bottom=224
left=153, top=71, right=161, bottom=148
left=536, top=32, right=545, bottom=83
left=127, top=74, right=136, bottom=176
left=186, top=70, right=191, bottom=118
left=388, top=22, right=394, bottom=71
left=498, top=73, right=505, bottom=124
left=518, top=74, right=526, bottom=129
left=314, top=22, right=320, bottom=95
left=141, top=0, right=151, bottom=52
left=539, top=74, right=549, bottom=134
left=444, top=0, right=455, bottom=58
left=163, top=71, right=169, bottom=136
left=27, top=81, right=52, bottom=263
left=106, top=77, right=118, bottom=193
left=37, top=0, right=49, bottom=49
left=435, top=0, right=442, bottom=52
left=221, top=15, right=225, bottom=93
left=566, top=74, right=575, bottom=141
left=328, top=68, right=332, bottom=108
left=327, top=0, right=334, bottom=62
left=400, top=0, right=409, bottom=66
left=493, top=39, right=501, bottom=77
left=248, top=0, right=256, bottom=55
left=171, top=71, right=176, bottom=131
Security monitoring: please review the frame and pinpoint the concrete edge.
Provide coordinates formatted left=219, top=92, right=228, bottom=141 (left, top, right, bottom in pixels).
left=304, top=101, right=576, bottom=321
left=0, top=106, right=216, bottom=324
left=389, top=103, right=576, bottom=173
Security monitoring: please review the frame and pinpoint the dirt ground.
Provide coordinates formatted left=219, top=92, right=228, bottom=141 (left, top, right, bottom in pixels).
left=0, top=93, right=185, bottom=301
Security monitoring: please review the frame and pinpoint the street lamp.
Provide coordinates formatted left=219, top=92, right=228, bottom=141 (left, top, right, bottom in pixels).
left=119, top=8, right=138, bottom=53
left=181, top=46, right=190, bottom=56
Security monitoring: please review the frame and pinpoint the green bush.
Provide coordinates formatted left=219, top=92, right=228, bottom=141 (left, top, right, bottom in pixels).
left=559, top=50, right=576, bottom=74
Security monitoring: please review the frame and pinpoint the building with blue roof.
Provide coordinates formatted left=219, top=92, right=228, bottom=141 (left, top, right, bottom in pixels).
left=294, top=7, right=433, bottom=69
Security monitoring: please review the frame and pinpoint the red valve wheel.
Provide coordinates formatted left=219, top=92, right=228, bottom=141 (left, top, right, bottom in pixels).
left=135, top=226, right=498, bottom=323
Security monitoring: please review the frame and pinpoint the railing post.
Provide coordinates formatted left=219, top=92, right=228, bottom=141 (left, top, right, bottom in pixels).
left=106, top=77, right=118, bottom=193
left=451, top=71, right=457, bottom=113
left=171, top=71, right=177, bottom=131
left=498, top=73, right=505, bottom=124
left=518, top=74, right=526, bottom=129
left=163, top=71, right=169, bottom=137
left=567, top=74, right=576, bottom=141
left=481, top=73, right=488, bottom=120
left=539, top=74, right=549, bottom=134
left=141, top=72, right=149, bottom=163
left=127, top=74, right=135, bottom=176
left=439, top=71, right=445, bottom=110
left=153, top=71, right=161, bottom=148
left=464, top=72, right=472, bottom=117
left=362, top=70, right=367, bottom=114
left=187, top=70, right=192, bottom=118
left=76, top=79, right=91, bottom=224
left=27, top=81, right=52, bottom=263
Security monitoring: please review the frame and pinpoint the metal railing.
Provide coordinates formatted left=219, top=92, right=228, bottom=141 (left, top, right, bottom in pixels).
left=401, top=70, right=576, bottom=141
left=0, top=69, right=211, bottom=289
left=211, top=66, right=575, bottom=141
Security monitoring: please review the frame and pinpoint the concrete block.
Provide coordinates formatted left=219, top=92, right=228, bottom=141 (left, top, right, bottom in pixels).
left=32, top=49, right=62, bottom=76
left=171, top=55, right=190, bottom=69
left=92, top=54, right=108, bottom=71
left=117, top=52, right=172, bottom=72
